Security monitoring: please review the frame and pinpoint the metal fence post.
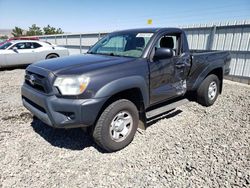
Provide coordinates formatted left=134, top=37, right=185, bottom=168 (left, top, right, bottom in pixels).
left=207, top=25, right=216, bottom=50
left=98, top=32, right=101, bottom=40
left=80, top=34, right=82, bottom=53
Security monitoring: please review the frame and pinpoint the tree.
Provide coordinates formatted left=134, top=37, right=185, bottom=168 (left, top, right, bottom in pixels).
left=11, top=24, right=64, bottom=37
left=12, top=27, right=24, bottom=37
left=43, top=25, right=56, bottom=35
left=0, top=35, right=8, bottom=40
left=55, top=28, right=64, bottom=34
left=43, top=25, right=64, bottom=35
left=26, top=24, right=43, bottom=36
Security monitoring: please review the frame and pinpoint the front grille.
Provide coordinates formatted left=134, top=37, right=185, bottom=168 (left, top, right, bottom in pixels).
left=25, top=71, right=50, bottom=93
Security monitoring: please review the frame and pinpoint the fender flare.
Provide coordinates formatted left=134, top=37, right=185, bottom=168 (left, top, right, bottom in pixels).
left=95, top=76, right=149, bottom=107
left=191, top=64, right=223, bottom=90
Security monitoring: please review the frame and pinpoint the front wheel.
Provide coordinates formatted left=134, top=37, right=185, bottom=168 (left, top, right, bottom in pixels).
left=93, top=99, right=139, bottom=152
left=197, top=74, right=220, bottom=107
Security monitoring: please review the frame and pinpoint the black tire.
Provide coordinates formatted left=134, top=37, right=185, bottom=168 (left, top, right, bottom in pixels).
left=46, top=54, right=59, bottom=59
left=93, top=99, right=139, bottom=152
left=197, top=74, right=220, bottom=107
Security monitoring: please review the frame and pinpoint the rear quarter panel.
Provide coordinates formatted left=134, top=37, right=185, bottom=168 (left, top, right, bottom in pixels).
left=187, top=51, right=231, bottom=90
left=35, top=46, right=69, bottom=60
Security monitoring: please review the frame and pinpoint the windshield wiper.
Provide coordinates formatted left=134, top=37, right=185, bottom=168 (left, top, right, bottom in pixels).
left=88, top=52, right=115, bottom=56
left=87, top=51, right=133, bottom=58
left=87, top=51, right=95, bottom=54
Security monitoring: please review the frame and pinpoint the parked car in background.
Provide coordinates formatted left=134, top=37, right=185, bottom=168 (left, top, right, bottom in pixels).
left=0, top=36, right=39, bottom=46
left=0, top=40, right=69, bottom=68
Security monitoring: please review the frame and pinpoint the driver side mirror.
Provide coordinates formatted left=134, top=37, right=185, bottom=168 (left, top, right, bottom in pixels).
left=154, top=48, right=173, bottom=60
left=12, top=47, right=18, bottom=52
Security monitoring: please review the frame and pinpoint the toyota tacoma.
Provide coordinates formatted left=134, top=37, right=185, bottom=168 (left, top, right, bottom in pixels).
left=21, top=28, right=231, bottom=152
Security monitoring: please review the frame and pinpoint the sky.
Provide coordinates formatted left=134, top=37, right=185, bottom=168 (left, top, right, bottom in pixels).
left=0, top=0, right=250, bottom=33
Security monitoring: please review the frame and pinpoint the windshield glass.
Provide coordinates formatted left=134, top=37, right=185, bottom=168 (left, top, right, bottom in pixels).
left=88, top=32, right=154, bottom=58
left=0, top=42, right=12, bottom=49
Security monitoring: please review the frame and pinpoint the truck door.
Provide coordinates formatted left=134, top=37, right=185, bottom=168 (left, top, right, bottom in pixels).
left=149, top=33, right=191, bottom=104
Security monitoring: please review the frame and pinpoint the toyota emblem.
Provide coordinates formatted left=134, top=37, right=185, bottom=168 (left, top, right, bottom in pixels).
left=29, top=74, right=36, bottom=85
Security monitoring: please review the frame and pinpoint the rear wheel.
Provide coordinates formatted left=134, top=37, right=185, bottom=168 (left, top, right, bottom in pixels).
left=93, top=99, right=139, bottom=152
left=197, top=74, right=220, bottom=106
left=46, top=54, right=59, bottom=59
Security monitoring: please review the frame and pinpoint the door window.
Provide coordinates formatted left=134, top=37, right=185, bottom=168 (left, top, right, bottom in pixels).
left=151, top=33, right=181, bottom=60
left=12, top=42, right=33, bottom=49
left=155, top=36, right=177, bottom=50
left=32, top=42, right=42, bottom=49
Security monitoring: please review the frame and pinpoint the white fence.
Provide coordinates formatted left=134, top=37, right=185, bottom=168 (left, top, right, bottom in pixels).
left=39, top=20, right=250, bottom=80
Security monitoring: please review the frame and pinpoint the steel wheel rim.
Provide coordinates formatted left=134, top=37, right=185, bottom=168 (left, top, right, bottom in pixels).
left=110, top=111, right=133, bottom=142
left=208, top=81, right=217, bottom=100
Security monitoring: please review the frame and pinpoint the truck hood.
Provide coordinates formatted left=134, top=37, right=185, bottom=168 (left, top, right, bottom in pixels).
left=32, top=54, right=135, bottom=75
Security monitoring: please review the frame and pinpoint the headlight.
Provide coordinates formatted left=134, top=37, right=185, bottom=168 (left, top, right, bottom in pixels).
left=53, top=75, right=90, bottom=95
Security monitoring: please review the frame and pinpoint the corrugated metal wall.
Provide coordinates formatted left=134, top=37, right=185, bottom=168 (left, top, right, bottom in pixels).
left=183, top=20, right=250, bottom=78
left=39, top=20, right=250, bottom=79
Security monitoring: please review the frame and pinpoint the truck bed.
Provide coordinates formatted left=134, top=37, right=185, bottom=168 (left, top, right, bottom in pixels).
left=187, top=50, right=231, bottom=90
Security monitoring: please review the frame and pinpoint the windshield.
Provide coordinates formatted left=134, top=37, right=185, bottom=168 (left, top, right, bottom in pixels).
left=88, top=32, right=154, bottom=58
left=0, top=42, right=12, bottom=49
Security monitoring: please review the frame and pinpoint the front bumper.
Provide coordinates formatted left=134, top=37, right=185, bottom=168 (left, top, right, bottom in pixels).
left=21, top=84, right=107, bottom=128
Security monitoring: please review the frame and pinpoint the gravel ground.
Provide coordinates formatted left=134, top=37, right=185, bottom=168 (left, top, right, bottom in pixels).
left=0, top=68, right=249, bottom=187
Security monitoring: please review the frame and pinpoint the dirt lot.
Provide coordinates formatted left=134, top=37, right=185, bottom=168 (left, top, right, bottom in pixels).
left=0, top=68, right=249, bottom=187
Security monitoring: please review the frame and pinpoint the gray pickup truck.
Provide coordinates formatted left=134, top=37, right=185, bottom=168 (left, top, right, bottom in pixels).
left=22, top=28, right=231, bottom=152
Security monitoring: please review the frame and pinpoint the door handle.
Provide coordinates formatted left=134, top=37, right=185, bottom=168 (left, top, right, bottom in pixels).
left=176, top=64, right=185, bottom=68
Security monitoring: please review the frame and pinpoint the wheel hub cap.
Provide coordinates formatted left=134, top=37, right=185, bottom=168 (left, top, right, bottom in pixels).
left=110, top=111, right=133, bottom=142
left=208, top=81, right=217, bottom=100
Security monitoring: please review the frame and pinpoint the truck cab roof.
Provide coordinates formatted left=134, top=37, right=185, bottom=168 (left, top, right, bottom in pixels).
left=113, top=28, right=184, bottom=34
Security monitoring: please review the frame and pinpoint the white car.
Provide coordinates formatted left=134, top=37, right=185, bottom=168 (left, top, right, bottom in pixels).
left=0, top=40, right=69, bottom=68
